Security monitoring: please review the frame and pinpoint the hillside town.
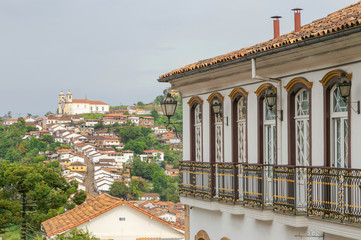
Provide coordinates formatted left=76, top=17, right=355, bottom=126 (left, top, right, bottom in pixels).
left=0, top=90, right=185, bottom=239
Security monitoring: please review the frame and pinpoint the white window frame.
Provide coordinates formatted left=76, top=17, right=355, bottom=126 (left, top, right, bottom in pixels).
left=295, top=89, right=310, bottom=166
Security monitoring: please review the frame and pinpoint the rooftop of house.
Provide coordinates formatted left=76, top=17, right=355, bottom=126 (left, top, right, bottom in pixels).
left=159, top=1, right=361, bottom=81
left=72, top=99, right=109, bottom=105
left=41, top=194, right=184, bottom=237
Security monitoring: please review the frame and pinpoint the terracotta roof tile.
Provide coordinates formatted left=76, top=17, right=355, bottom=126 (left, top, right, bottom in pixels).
left=159, top=1, right=361, bottom=80
left=41, top=194, right=184, bottom=238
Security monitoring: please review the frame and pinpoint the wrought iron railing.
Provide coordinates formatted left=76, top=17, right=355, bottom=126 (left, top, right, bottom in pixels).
left=179, top=161, right=361, bottom=224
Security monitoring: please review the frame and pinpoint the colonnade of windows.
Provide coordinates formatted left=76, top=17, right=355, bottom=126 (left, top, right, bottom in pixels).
left=189, top=70, right=350, bottom=168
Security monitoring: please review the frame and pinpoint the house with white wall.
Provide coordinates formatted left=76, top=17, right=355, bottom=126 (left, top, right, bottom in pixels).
left=158, top=3, right=361, bottom=240
left=41, top=194, right=184, bottom=240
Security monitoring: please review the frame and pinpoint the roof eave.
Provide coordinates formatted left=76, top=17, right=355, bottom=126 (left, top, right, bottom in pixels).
left=158, top=26, right=361, bottom=83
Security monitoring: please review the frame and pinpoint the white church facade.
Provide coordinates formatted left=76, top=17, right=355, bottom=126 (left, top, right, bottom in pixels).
left=159, top=2, right=361, bottom=240
left=58, top=90, right=110, bottom=115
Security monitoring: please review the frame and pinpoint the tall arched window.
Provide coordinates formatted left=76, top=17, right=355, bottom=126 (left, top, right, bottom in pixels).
left=230, top=88, right=248, bottom=163
left=330, top=85, right=348, bottom=168
left=255, top=84, right=277, bottom=165
left=285, top=78, right=313, bottom=166
left=263, top=99, right=276, bottom=165
left=295, top=89, right=310, bottom=166
left=237, top=97, right=247, bottom=163
left=188, top=97, right=203, bottom=162
left=213, top=97, right=223, bottom=163
left=320, top=70, right=351, bottom=168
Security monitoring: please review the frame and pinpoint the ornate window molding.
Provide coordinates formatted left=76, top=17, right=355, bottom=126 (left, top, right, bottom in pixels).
left=319, top=69, right=352, bottom=86
left=207, top=92, right=224, bottom=103
left=284, top=77, right=313, bottom=92
left=229, top=88, right=248, bottom=100
left=195, top=230, right=210, bottom=240
left=255, top=83, right=277, bottom=97
left=188, top=96, right=204, bottom=106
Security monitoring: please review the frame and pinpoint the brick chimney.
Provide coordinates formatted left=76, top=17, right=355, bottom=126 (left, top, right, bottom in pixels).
left=291, top=8, right=303, bottom=33
left=271, top=16, right=282, bottom=39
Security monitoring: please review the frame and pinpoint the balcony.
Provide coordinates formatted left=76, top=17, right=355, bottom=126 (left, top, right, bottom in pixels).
left=179, top=161, right=361, bottom=224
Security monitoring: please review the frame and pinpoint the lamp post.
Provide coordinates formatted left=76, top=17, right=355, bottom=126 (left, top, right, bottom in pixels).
left=337, top=72, right=351, bottom=100
left=161, top=93, right=178, bottom=124
left=264, top=86, right=283, bottom=121
left=211, top=98, right=222, bottom=117
left=264, top=87, right=277, bottom=110
left=160, top=92, right=180, bottom=137
left=337, top=72, right=360, bottom=114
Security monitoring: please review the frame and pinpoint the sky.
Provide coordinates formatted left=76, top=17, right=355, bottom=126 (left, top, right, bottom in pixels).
left=0, top=0, right=356, bottom=117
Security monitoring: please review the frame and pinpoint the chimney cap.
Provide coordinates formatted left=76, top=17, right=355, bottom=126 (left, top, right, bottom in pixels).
left=271, top=16, right=282, bottom=19
left=291, top=8, right=303, bottom=12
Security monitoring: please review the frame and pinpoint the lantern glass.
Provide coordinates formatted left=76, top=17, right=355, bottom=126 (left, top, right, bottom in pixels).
left=211, top=98, right=222, bottom=115
left=265, top=87, right=277, bottom=109
left=160, top=93, right=178, bottom=117
left=337, top=73, right=351, bottom=99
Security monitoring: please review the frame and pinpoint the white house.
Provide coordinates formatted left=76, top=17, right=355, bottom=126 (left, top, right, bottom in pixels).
left=57, top=90, right=110, bottom=115
left=41, top=194, right=184, bottom=240
left=143, top=150, right=164, bottom=162
left=158, top=212, right=177, bottom=223
left=158, top=3, right=361, bottom=240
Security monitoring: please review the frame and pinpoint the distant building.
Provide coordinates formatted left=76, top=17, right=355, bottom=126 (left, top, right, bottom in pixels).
left=57, top=90, right=109, bottom=115
left=41, top=194, right=184, bottom=240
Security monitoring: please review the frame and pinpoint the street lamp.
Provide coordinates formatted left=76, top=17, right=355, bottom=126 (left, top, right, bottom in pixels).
left=337, top=72, right=360, bottom=114
left=211, top=98, right=222, bottom=117
left=160, top=93, right=178, bottom=124
left=337, top=72, right=351, bottom=100
left=264, top=86, right=283, bottom=121
left=264, top=86, right=277, bottom=110
left=160, top=92, right=181, bottom=137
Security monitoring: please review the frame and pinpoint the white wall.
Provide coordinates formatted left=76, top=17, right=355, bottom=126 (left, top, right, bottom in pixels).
left=74, top=204, right=184, bottom=240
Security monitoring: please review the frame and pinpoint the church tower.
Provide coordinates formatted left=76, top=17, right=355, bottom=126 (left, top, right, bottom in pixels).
left=58, top=91, right=65, bottom=114
left=65, top=90, right=73, bottom=114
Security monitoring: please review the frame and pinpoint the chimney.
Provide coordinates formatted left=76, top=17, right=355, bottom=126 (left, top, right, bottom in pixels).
left=271, top=16, right=282, bottom=39
left=292, top=8, right=303, bottom=33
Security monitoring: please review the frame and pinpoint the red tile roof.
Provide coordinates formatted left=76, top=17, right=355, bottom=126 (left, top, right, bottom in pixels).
left=72, top=99, right=109, bottom=105
left=41, top=194, right=184, bottom=237
left=159, top=1, right=361, bottom=80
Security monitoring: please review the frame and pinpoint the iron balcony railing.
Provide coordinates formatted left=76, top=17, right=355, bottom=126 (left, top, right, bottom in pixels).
left=179, top=161, right=361, bottom=224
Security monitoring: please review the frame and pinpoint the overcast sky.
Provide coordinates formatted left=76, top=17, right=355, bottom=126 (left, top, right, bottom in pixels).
left=0, top=0, right=356, bottom=117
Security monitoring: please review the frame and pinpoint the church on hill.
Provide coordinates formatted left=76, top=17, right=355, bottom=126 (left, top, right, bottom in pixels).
left=57, top=90, right=110, bottom=115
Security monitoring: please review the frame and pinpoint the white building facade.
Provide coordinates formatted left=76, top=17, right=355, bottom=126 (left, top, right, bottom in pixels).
left=58, top=90, right=109, bottom=115
left=159, top=3, right=361, bottom=240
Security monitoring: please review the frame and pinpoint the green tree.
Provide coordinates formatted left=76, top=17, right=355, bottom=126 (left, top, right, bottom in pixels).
left=0, top=162, right=78, bottom=239
left=109, top=182, right=129, bottom=200
left=54, top=228, right=98, bottom=240
left=124, top=140, right=147, bottom=154
left=72, top=190, right=87, bottom=205
left=42, top=135, right=54, bottom=144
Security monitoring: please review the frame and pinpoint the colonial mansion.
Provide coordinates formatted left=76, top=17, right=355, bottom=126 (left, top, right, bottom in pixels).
left=57, top=90, right=109, bottom=115
left=159, top=2, right=361, bottom=240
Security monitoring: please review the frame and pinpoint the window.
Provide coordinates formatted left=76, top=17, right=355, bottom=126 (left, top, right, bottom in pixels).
left=237, top=97, right=247, bottom=163
left=285, top=78, right=312, bottom=166
left=330, top=85, right=348, bottom=168
left=188, top=97, right=203, bottom=162
left=211, top=97, right=223, bottom=163
left=263, top=100, right=276, bottom=165
left=321, top=71, right=350, bottom=168
left=295, top=89, right=310, bottom=166
left=256, top=84, right=277, bottom=164
left=230, top=88, right=248, bottom=163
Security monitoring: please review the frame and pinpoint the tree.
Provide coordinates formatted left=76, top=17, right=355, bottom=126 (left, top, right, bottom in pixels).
left=150, top=109, right=159, bottom=121
left=72, top=190, right=87, bottom=205
left=136, top=101, right=145, bottom=107
left=109, top=182, right=129, bottom=200
left=42, top=135, right=54, bottom=144
left=54, top=228, right=98, bottom=240
left=0, top=162, right=78, bottom=239
left=124, top=140, right=147, bottom=154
